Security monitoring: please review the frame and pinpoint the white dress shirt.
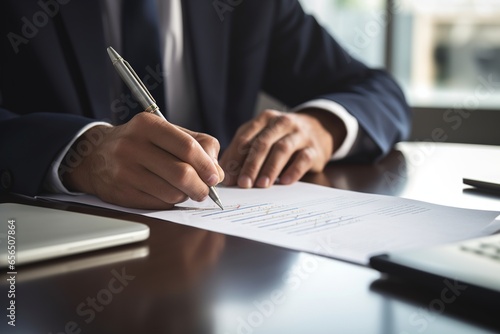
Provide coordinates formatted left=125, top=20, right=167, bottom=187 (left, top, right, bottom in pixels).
left=46, top=0, right=359, bottom=194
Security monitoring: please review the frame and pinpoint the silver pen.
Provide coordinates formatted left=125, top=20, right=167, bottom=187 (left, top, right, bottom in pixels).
left=107, top=46, right=224, bottom=210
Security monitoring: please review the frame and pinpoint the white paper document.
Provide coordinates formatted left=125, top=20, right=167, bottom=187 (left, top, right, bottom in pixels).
left=41, top=182, right=500, bottom=264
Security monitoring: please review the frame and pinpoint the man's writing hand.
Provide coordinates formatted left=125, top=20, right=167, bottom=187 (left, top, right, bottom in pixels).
left=62, top=113, right=224, bottom=209
left=220, top=109, right=346, bottom=188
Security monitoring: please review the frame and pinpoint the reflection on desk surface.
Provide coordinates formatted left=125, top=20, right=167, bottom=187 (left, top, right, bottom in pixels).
left=303, top=150, right=408, bottom=197
left=0, top=246, right=149, bottom=284
left=1, top=142, right=499, bottom=334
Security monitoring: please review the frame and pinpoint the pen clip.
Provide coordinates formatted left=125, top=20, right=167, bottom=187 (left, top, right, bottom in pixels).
left=122, top=59, right=157, bottom=104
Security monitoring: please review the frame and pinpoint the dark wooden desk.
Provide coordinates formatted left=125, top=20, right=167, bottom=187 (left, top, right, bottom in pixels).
left=1, top=143, right=499, bottom=334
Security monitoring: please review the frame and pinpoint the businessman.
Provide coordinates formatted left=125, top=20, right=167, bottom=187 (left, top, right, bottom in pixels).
left=0, top=0, right=411, bottom=209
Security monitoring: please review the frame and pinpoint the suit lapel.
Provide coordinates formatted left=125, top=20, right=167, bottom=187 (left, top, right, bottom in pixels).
left=183, top=0, right=231, bottom=140
left=59, top=0, right=110, bottom=120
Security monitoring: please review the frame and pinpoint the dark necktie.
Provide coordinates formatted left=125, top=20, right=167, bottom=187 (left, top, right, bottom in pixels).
left=121, top=0, right=167, bottom=120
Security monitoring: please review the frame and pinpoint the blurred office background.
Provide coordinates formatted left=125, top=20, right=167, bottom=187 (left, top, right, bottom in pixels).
left=297, top=0, right=500, bottom=144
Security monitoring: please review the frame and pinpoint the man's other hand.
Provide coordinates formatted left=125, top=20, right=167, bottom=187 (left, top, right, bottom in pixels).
left=220, top=109, right=346, bottom=188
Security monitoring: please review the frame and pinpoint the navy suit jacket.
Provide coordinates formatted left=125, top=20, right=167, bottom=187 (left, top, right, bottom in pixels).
left=0, top=0, right=411, bottom=196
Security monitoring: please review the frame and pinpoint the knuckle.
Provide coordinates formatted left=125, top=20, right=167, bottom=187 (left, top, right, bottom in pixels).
left=205, top=135, right=220, bottom=151
left=251, top=135, right=270, bottom=153
left=130, top=112, right=146, bottom=123
left=130, top=112, right=151, bottom=128
left=181, top=137, right=199, bottom=156
left=237, top=141, right=251, bottom=156
left=235, top=122, right=251, bottom=137
left=261, top=109, right=279, bottom=118
left=110, top=165, right=129, bottom=183
left=177, top=166, right=196, bottom=185
left=274, top=138, right=293, bottom=154
left=299, top=148, right=315, bottom=164
left=275, top=113, right=293, bottom=128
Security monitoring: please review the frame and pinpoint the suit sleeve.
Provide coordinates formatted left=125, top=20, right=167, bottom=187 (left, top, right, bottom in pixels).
left=262, top=0, right=412, bottom=161
left=0, top=110, right=94, bottom=196
left=0, top=2, right=103, bottom=196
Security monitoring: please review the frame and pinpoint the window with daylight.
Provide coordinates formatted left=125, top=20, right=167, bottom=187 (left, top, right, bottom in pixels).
left=299, top=0, right=386, bottom=68
left=299, top=0, right=500, bottom=144
left=301, top=0, right=500, bottom=109
left=391, top=0, right=500, bottom=109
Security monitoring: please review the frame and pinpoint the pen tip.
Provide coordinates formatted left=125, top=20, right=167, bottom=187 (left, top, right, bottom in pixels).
left=106, top=46, right=120, bottom=62
left=209, top=186, right=224, bottom=210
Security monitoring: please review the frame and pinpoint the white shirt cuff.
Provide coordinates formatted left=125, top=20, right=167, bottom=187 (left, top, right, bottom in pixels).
left=44, top=122, right=112, bottom=194
left=291, top=99, right=359, bottom=160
